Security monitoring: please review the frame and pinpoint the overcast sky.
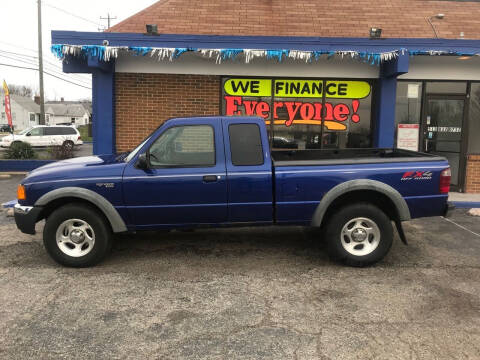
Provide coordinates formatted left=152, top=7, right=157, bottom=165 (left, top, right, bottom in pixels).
left=0, top=0, right=158, bottom=101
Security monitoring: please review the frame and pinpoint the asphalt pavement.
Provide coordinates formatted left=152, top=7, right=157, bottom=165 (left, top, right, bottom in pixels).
left=0, top=174, right=479, bottom=359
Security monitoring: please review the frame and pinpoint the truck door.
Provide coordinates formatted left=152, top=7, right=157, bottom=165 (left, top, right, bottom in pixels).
left=123, top=118, right=227, bottom=228
left=222, top=118, right=273, bottom=223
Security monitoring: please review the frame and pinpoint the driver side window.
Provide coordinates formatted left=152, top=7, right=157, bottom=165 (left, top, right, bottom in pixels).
left=28, top=128, right=43, bottom=136
left=148, top=125, right=215, bottom=167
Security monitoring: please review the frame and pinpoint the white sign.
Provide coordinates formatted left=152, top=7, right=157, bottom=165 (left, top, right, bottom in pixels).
left=397, top=124, right=419, bottom=151
left=407, top=84, right=419, bottom=99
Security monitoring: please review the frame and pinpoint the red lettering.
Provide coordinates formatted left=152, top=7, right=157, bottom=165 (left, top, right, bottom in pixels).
left=314, top=103, right=322, bottom=120
left=224, top=96, right=242, bottom=115
left=284, top=102, right=303, bottom=126
left=242, top=100, right=258, bottom=115
left=324, top=103, right=334, bottom=121
left=333, top=103, right=350, bottom=122
left=273, top=102, right=284, bottom=119
left=300, top=103, right=315, bottom=120
left=351, top=99, right=360, bottom=123
left=256, top=102, right=270, bottom=119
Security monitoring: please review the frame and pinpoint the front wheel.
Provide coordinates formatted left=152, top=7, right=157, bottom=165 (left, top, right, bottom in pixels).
left=43, top=203, right=112, bottom=267
left=325, top=203, right=393, bottom=267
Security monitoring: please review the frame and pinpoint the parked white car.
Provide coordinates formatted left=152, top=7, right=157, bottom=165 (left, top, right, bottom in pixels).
left=1, top=125, right=83, bottom=149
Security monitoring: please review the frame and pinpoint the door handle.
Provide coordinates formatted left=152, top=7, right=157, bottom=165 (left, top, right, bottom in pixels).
left=203, top=175, right=219, bottom=183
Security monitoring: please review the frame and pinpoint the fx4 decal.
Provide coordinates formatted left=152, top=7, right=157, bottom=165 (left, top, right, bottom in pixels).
left=401, top=171, right=433, bottom=181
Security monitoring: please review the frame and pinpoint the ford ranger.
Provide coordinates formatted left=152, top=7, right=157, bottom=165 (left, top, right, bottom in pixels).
left=14, top=116, right=453, bottom=267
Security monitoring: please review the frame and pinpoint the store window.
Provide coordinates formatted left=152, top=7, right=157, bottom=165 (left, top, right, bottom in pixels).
left=468, top=83, right=480, bottom=153
left=426, top=82, right=467, bottom=94
left=221, top=78, right=373, bottom=150
left=395, top=82, right=423, bottom=150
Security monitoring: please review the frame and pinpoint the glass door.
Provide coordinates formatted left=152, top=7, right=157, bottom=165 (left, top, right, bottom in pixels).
left=422, top=96, right=466, bottom=190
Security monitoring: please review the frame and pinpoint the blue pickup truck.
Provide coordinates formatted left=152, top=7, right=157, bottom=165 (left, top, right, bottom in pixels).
left=14, top=116, right=452, bottom=267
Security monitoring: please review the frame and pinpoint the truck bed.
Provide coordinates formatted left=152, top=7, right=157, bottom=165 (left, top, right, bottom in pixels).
left=272, top=148, right=445, bottom=166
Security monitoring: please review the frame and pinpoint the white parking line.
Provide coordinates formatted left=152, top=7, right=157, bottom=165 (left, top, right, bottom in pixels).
left=442, top=217, right=480, bottom=238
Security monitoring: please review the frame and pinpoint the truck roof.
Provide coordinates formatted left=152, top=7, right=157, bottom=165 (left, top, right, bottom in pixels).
left=165, top=115, right=264, bottom=123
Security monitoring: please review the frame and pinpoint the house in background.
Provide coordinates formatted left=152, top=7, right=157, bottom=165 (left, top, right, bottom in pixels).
left=1, top=91, right=40, bottom=131
left=45, top=99, right=91, bottom=126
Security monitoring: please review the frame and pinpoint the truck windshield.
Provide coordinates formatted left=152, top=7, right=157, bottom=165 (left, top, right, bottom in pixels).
left=125, top=136, right=151, bottom=162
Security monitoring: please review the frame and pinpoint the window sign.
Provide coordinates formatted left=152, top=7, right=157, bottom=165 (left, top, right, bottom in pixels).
left=407, top=84, right=419, bottom=99
left=397, top=124, right=419, bottom=151
left=222, top=78, right=373, bottom=149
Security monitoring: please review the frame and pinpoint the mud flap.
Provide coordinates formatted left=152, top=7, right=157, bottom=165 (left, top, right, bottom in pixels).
left=395, top=219, right=408, bottom=245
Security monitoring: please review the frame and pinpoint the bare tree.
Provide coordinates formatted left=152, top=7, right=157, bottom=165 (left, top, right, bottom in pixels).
left=7, top=84, right=34, bottom=98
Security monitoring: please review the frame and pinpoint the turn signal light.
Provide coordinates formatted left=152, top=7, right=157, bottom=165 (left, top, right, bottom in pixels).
left=439, top=168, right=451, bottom=194
left=17, top=185, right=26, bottom=200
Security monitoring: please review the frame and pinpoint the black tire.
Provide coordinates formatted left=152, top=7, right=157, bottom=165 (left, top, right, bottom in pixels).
left=43, top=203, right=112, bottom=267
left=62, top=140, right=74, bottom=150
left=325, top=203, right=393, bottom=267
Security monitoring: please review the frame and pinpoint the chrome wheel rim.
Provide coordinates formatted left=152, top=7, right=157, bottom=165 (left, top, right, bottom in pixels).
left=56, top=219, right=95, bottom=257
left=340, top=217, right=380, bottom=256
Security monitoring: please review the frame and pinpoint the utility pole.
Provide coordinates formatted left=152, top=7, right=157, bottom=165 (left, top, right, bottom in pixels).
left=100, top=13, right=117, bottom=29
left=37, top=0, right=45, bottom=124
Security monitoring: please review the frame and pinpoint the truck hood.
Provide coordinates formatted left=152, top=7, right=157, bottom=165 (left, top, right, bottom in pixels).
left=23, top=154, right=127, bottom=184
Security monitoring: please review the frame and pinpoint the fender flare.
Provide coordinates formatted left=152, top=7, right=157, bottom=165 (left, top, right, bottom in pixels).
left=311, top=179, right=411, bottom=227
left=35, top=187, right=128, bottom=233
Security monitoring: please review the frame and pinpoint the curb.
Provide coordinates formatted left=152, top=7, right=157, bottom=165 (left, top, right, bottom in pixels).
left=0, top=172, right=28, bottom=176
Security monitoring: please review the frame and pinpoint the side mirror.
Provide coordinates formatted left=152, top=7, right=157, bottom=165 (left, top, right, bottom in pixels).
left=26, top=133, right=31, bottom=136
left=136, top=153, right=149, bottom=170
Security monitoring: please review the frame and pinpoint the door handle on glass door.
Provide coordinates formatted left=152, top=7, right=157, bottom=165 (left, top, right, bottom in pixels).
left=203, top=175, right=219, bottom=183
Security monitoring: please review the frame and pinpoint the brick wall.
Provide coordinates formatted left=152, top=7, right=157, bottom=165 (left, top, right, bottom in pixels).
left=115, top=73, right=220, bottom=152
left=465, top=155, right=480, bottom=193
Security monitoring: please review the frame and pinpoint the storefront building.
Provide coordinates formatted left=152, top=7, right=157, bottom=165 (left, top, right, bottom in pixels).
left=52, top=0, right=480, bottom=192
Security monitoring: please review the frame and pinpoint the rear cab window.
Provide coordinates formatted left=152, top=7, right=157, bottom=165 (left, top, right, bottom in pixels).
left=228, top=124, right=264, bottom=166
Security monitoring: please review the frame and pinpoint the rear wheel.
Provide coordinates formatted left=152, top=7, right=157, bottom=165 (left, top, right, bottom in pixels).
left=62, top=140, right=74, bottom=150
left=325, top=203, right=393, bottom=267
left=43, top=203, right=112, bottom=267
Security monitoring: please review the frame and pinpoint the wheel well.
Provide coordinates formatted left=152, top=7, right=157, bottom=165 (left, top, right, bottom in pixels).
left=320, top=190, right=400, bottom=229
left=38, top=197, right=112, bottom=231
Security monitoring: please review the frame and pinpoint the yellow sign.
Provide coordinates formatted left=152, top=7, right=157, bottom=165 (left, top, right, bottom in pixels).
left=324, top=81, right=371, bottom=99
left=223, top=78, right=272, bottom=96
left=224, top=78, right=370, bottom=99
left=274, top=80, right=370, bottom=98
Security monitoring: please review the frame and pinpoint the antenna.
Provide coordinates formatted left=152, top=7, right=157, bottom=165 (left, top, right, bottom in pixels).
left=100, top=13, right=117, bottom=29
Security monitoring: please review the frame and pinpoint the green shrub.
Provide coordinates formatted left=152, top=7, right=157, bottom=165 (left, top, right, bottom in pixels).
left=77, top=124, right=92, bottom=142
left=5, top=141, right=36, bottom=159
left=47, top=145, right=74, bottom=160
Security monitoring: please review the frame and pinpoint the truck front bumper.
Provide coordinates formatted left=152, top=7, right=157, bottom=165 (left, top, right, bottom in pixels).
left=14, top=204, right=42, bottom=235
